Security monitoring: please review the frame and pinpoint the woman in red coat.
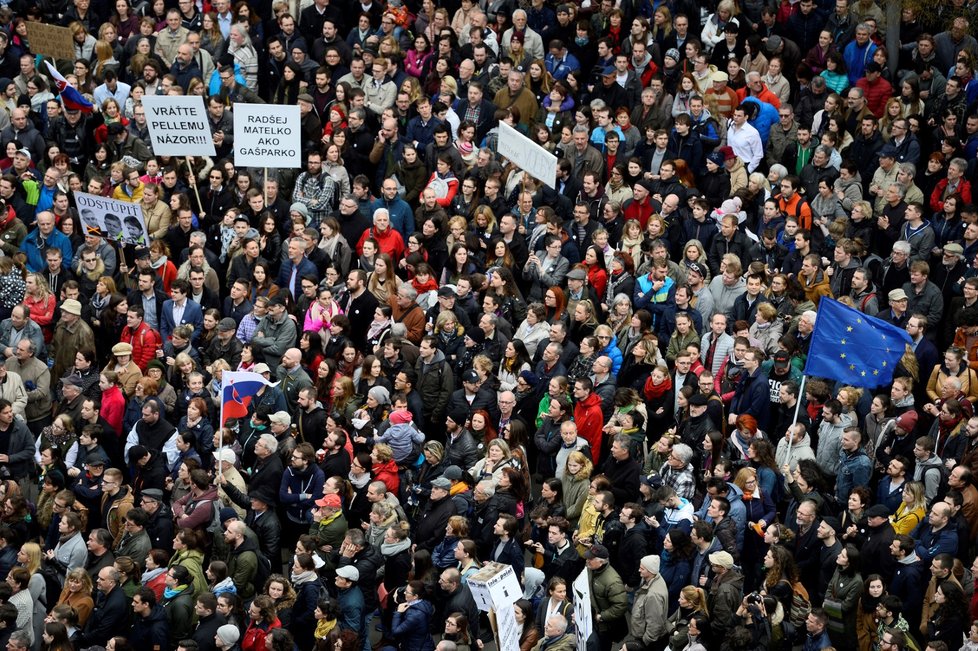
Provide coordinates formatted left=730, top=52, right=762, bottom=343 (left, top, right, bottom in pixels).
left=98, top=371, right=126, bottom=436
left=242, top=596, right=281, bottom=651
left=371, top=443, right=400, bottom=496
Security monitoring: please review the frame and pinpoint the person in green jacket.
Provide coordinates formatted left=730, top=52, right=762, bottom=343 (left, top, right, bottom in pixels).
left=586, top=543, right=628, bottom=649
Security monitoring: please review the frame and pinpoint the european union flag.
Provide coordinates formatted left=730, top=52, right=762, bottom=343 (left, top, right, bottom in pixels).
left=803, top=298, right=912, bottom=388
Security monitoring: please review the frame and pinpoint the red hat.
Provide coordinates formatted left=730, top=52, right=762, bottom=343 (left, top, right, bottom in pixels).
left=895, top=410, right=918, bottom=433
left=718, top=145, right=736, bottom=162
left=390, top=409, right=412, bottom=425
left=315, top=494, right=342, bottom=508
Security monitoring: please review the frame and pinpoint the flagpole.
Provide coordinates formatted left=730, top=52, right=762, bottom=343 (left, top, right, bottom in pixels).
left=186, top=157, right=204, bottom=216
left=786, top=373, right=807, bottom=470
left=219, top=373, right=226, bottom=482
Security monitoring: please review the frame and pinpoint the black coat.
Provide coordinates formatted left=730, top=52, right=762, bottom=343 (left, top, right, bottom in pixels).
left=78, top=585, right=130, bottom=647
left=414, top=495, right=458, bottom=553
left=192, top=612, right=226, bottom=651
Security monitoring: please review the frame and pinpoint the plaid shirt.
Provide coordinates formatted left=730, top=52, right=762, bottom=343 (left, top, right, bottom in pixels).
left=660, top=463, right=697, bottom=500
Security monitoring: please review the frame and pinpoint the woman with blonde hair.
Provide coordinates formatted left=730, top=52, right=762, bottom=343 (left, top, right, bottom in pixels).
left=666, top=586, right=710, bottom=651
left=57, top=567, right=95, bottom=626
left=890, top=481, right=926, bottom=536
left=469, top=439, right=517, bottom=487
left=561, top=451, right=593, bottom=524
left=574, top=474, right=611, bottom=554
left=23, top=273, right=55, bottom=342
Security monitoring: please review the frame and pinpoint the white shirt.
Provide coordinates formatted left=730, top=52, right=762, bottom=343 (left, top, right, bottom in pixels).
left=726, top=120, right=763, bottom=173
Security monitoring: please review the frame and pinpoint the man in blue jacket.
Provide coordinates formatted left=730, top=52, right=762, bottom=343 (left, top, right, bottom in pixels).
left=729, top=347, right=771, bottom=432
left=22, top=211, right=72, bottom=272
left=836, top=428, right=873, bottom=503
left=370, top=179, right=414, bottom=242
left=911, top=502, right=959, bottom=562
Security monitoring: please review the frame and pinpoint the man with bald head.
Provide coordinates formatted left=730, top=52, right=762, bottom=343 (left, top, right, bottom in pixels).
left=170, top=43, right=201, bottom=92
left=278, top=347, right=312, bottom=418
left=23, top=211, right=73, bottom=272
left=1, top=107, right=44, bottom=163
left=438, top=568, right=480, bottom=638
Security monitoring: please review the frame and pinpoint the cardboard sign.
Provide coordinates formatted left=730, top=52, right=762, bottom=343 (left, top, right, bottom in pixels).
left=142, top=95, right=216, bottom=156
left=467, top=562, right=522, bottom=612
left=234, top=103, right=301, bottom=168
left=498, top=121, right=557, bottom=189
left=25, top=23, right=74, bottom=61
left=74, top=191, right=148, bottom=246
left=494, top=605, right=521, bottom=651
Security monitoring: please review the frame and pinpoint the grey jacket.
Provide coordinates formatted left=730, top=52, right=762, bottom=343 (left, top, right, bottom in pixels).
left=251, top=313, right=297, bottom=366
left=0, top=318, right=46, bottom=361
left=7, top=356, right=51, bottom=422
left=0, top=416, right=33, bottom=480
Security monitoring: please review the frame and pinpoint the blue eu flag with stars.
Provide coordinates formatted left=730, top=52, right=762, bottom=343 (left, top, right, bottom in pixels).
left=803, top=298, right=912, bottom=388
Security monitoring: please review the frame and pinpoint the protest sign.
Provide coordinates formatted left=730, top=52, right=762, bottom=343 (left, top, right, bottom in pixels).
left=467, top=562, right=522, bottom=612
left=142, top=96, right=216, bottom=156
left=234, top=103, right=301, bottom=168
left=74, top=191, right=148, bottom=246
left=498, top=121, right=557, bottom=189
left=572, top=569, right=593, bottom=651
left=494, top=605, right=521, bottom=651
left=25, top=24, right=74, bottom=61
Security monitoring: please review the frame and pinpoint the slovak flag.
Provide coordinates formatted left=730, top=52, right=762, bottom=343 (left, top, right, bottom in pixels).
left=220, top=371, right=279, bottom=426
left=44, top=60, right=94, bottom=113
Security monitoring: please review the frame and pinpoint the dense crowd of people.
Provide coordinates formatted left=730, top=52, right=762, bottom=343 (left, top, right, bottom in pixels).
left=1, top=1, right=978, bottom=651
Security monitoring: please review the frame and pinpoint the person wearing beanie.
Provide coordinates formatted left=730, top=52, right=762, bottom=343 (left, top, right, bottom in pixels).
left=215, top=623, right=241, bottom=650
left=626, top=554, right=669, bottom=648
left=444, top=404, right=479, bottom=471
left=361, top=408, right=425, bottom=465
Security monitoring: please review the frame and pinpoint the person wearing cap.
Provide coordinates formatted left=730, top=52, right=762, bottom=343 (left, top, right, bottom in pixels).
left=705, top=549, right=744, bottom=636
left=447, top=367, right=499, bottom=427
left=309, top=492, right=347, bottom=552
left=50, top=297, right=96, bottom=383
left=626, top=554, right=669, bottom=649
left=415, top=476, right=458, bottom=553
left=204, top=317, right=243, bottom=370
left=705, top=70, right=738, bottom=119
left=584, top=542, right=628, bottom=647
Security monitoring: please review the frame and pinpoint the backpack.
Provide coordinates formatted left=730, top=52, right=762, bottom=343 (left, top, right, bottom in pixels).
left=37, top=563, right=64, bottom=609
left=788, top=581, right=811, bottom=629
left=923, top=463, right=950, bottom=506
left=253, top=547, right=273, bottom=590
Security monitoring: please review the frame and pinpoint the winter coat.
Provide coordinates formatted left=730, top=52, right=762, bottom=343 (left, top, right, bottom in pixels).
left=629, top=573, right=670, bottom=646
left=393, top=599, right=436, bottom=651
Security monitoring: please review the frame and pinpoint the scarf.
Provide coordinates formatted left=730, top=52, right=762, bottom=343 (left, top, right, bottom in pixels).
left=366, top=317, right=392, bottom=340
left=163, top=584, right=189, bottom=599
left=142, top=567, right=166, bottom=584
left=150, top=255, right=168, bottom=270
left=643, top=374, right=673, bottom=400
left=315, top=618, right=337, bottom=640
left=380, top=537, right=411, bottom=557
left=291, top=570, right=317, bottom=584
left=349, top=470, right=371, bottom=489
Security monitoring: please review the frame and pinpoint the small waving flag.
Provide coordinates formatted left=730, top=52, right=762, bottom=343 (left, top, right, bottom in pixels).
left=220, top=371, right=279, bottom=426
left=44, top=60, right=94, bottom=113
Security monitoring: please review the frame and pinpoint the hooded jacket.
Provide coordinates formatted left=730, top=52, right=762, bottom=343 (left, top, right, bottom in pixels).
left=415, top=349, right=454, bottom=421
left=279, top=463, right=325, bottom=524
left=129, top=603, right=169, bottom=650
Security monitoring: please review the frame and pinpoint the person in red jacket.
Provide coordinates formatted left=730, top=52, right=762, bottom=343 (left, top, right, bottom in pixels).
left=356, top=209, right=405, bottom=262
left=97, top=372, right=126, bottom=437
left=119, top=307, right=162, bottom=372
left=371, top=442, right=399, bottom=495
left=855, top=61, right=893, bottom=118
left=930, top=157, right=972, bottom=213
left=573, top=377, right=605, bottom=464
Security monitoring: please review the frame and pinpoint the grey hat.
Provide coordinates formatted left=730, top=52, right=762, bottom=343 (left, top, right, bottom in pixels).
left=216, top=624, right=240, bottom=647
left=336, top=565, right=360, bottom=581
left=765, top=35, right=782, bottom=52
left=218, top=317, right=238, bottom=331
left=431, top=477, right=452, bottom=490
left=290, top=202, right=311, bottom=220
left=566, top=268, right=587, bottom=281
left=443, top=465, right=463, bottom=481
left=665, top=48, right=680, bottom=62
left=368, top=386, right=390, bottom=404
left=141, top=488, right=164, bottom=502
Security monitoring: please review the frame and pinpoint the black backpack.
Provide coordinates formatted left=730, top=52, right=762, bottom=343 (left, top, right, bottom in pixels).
left=253, top=547, right=273, bottom=590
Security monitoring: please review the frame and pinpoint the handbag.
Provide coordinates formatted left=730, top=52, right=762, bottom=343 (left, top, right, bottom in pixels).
left=822, top=595, right=844, bottom=633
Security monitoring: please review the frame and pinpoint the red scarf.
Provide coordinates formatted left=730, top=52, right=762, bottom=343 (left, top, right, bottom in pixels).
left=643, top=374, right=673, bottom=401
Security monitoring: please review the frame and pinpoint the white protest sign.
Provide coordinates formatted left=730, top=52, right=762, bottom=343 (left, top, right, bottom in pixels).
left=74, top=191, right=148, bottom=246
left=234, top=103, right=301, bottom=168
left=467, top=562, right=523, bottom=612
left=142, top=95, right=216, bottom=156
left=497, top=120, right=557, bottom=189
left=572, top=569, right=593, bottom=651
left=494, top=605, right=521, bottom=651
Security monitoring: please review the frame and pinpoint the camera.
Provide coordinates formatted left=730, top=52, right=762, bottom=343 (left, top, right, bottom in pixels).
left=746, top=592, right=762, bottom=606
